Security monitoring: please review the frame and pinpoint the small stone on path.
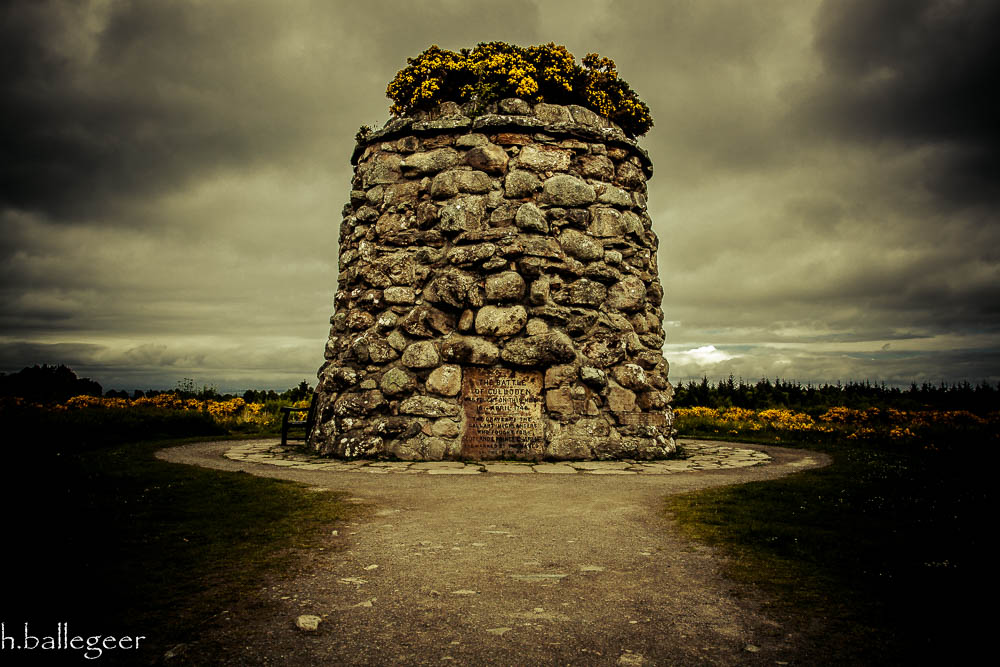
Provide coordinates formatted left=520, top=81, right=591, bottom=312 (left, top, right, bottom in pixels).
left=295, top=615, right=322, bottom=632
left=163, top=644, right=187, bottom=660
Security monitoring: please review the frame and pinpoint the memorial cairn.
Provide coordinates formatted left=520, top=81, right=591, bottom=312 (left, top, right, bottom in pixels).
left=310, top=43, right=675, bottom=461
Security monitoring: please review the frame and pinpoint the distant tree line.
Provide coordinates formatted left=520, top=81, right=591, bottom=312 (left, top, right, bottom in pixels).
left=1, top=365, right=313, bottom=404
left=241, top=380, right=313, bottom=404
left=673, top=376, right=999, bottom=414
left=0, top=365, right=102, bottom=403
left=107, top=379, right=312, bottom=404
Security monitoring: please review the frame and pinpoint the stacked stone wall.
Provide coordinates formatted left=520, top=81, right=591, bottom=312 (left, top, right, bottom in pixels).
left=312, top=99, right=675, bottom=461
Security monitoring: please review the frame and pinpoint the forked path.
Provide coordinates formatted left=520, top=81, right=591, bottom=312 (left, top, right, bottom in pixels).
left=158, top=440, right=828, bottom=666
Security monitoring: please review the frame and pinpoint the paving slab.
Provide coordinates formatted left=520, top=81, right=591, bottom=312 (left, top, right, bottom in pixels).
left=220, top=438, right=773, bottom=474
left=531, top=464, right=578, bottom=474
left=410, top=461, right=468, bottom=469
left=568, top=461, right=632, bottom=470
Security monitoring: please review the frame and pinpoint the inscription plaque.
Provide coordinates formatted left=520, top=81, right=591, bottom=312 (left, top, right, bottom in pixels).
left=461, top=367, right=544, bottom=459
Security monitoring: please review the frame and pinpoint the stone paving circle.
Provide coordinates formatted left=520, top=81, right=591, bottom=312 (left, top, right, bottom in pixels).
left=224, top=439, right=771, bottom=475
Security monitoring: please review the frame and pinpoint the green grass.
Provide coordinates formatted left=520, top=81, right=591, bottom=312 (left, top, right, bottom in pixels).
left=4, top=434, right=356, bottom=663
left=667, top=432, right=990, bottom=664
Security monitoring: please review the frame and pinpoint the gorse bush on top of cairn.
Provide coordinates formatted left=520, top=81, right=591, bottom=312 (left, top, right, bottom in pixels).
left=386, top=42, right=654, bottom=138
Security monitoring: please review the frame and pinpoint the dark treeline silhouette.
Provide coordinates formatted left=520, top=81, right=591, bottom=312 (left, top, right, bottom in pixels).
left=673, top=376, right=999, bottom=414
left=106, top=378, right=313, bottom=403
left=242, top=380, right=313, bottom=404
left=107, top=381, right=313, bottom=404
left=105, top=376, right=245, bottom=401
left=0, top=365, right=102, bottom=403
left=2, top=365, right=314, bottom=404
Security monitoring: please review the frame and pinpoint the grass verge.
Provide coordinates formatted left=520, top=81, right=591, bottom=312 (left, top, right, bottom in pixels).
left=5, top=436, right=355, bottom=663
left=667, top=433, right=990, bottom=664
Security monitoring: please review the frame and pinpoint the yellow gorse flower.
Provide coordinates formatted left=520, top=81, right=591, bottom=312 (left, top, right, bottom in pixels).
left=385, top=42, right=653, bottom=137
left=675, top=405, right=999, bottom=449
left=57, top=393, right=277, bottom=428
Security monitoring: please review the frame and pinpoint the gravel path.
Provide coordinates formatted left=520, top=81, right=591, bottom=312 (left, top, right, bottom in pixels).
left=157, top=440, right=829, bottom=666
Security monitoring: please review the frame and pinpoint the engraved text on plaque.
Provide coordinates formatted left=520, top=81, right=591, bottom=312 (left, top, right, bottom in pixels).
left=461, top=367, right=544, bottom=459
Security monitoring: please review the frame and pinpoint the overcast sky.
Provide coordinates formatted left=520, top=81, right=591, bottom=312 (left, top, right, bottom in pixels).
left=2, top=0, right=998, bottom=392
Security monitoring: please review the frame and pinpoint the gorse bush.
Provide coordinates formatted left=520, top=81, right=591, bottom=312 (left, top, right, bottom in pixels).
left=673, top=405, right=1000, bottom=451
left=4, top=399, right=224, bottom=454
left=386, top=42, right=654, bottom=137
left=57, top=393, right=282, bottom=431
left=2, top=392, right=299, bottom=454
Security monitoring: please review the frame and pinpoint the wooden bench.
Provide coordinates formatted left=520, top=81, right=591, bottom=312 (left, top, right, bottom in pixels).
left=280, top=394, right=317, bottom=447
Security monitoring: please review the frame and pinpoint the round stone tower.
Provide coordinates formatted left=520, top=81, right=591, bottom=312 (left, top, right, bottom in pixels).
left=310, top=99, right=675, bottom=461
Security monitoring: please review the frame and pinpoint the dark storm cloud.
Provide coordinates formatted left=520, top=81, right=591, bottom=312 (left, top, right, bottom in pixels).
left=2, top=1, right=272, bottom=219
left=0, top=0, right=366, bottom=222
left=580, top=0, right=816, bottom=182
left=650, top=0, right=1000, bottom=384
left=0, top=339, right=321, bottom=392
left=796, top=0, right=1000, bottom=205
left=0, top=0, right=549, bottom=223
left=0, top=341, right=106, bottom=371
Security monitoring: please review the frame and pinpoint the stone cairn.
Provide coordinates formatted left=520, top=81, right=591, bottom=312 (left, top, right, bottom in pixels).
left=310, top=98, right=675, bottom=461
